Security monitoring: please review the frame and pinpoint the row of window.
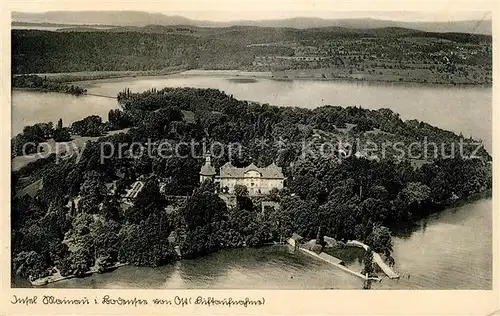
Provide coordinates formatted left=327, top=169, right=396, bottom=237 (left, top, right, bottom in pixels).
left=221, top=181, right=283, bottom=188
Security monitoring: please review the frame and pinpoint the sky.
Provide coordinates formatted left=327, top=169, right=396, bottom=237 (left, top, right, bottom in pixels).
left=6, top=0, right=494, bottom=22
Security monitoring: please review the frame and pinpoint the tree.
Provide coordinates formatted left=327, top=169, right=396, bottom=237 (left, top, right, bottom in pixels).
left=53, top=127, right=71, bottom=142
left=13, top=251, right=51, bottom=280
left=71, top=115, right=103, bottom=136
left=66, top=169, right=84, bottom=197
left=66, top=213, right=94, bottom=249
left=157, top=156, right=199, bottom=196
left=362, top=249, right=374, bottom=277
left=108, top=109, right=132, bottom=130
left=365, top=224, right=393, bottom=262
left=23, top=122, right=54, bottom=141
left=66, top=248, right=94, bottom=277
left=359, top=197, right=388, bottom=225
left=91, top=219, right=121, bottom=261
left=266, top=188, right=280, bottom=202
left=400, top=182, right=431, bottom=206
left=78, top=171, right=107, bottom=214
left=233, top=184, right=254, bottom=211
left=281, top=195, right=319, bottom=238
left=179, top=182, right=227, bottom=230
left=177, top=182, right=230, bottom=257
left=57, top=118, right=63, bottom=130
left=19, top=207, right=68, bottom=262
left=125, top=178, right=165, bottom=224
left=369, top=185, right=389, bottom=200
left=12, top=133, right=37, bottom=156
left=50, top=243, right=70, bottom=267
left=234, top=184, right=248, bottom=198
left=12, top=121, right=58, bottom=156
left=101, top=196, right=122, bottom=221
left=119, top=215, right=176, bottom=266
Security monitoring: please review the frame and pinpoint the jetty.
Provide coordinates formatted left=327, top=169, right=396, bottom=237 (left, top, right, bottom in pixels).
left=86, top=93, right=117, bottom=99
left=372, top=252, right=400, bottom=279
left=346, top=240, right=400, bottom=279
left=298, top=246, right=381, bottom=282
left=286, top=235, right=380, bottom=282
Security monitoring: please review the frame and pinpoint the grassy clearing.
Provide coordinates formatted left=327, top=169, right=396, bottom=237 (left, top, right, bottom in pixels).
left=12, top=128, right=130, bottom=171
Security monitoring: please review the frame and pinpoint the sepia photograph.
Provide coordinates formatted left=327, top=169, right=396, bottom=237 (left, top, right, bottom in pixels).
left=8, top=2, right=494, bottom=296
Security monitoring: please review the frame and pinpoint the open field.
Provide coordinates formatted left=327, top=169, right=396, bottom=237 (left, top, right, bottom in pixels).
left=12, top=128, right=130, bottom=171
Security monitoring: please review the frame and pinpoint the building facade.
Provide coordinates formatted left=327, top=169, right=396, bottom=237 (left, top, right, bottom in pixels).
left=199, top=156, right=285, bottom=195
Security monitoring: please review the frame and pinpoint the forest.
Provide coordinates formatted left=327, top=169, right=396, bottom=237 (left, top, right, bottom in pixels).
left=11, top=30, right=293, bottom=73
left=11, top=88, right=492, bottom=282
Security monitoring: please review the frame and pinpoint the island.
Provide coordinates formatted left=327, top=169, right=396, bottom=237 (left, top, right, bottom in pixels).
left=11, top=87, right=492, bottom=286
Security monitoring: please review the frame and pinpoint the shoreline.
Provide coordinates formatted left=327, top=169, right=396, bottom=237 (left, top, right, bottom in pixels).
left=12, top=87, right=87, bottom=96
left=29, top=243, right=370, bottom=287
left=271, top=74, right=492, bottom=88
left=22, top=193, right=491, bottom=288
left=30, top=262, right=127, bottom=286
left=13, top=70, right=492, bottom=88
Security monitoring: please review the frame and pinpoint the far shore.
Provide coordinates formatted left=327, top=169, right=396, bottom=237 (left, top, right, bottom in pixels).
left=13, top=69, right=492, bottom=88
left=12, top=87, right=87, bottom=95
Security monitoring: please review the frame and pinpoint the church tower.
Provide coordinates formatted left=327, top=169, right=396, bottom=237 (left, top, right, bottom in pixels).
left=199, top=154, right=216, bottom=183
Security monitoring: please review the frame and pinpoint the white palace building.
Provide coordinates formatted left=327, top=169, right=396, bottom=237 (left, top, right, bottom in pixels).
left=199, top=156, right=285, bottom=195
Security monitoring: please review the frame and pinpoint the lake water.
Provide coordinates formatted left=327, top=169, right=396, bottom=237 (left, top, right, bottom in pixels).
left=24, top=197, right=490, bottom=290
left=11, top=75, right=492, bottom=289
left=12, top=75, right=492, bottom=151
left=12, top=91, right=119, bottom=137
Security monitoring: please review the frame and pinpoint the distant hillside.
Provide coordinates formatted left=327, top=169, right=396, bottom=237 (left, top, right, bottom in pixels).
left=52, top=25, right=492, bottom=46
left=231, top=17, right=492, bottom=35
left=12, top=25, right=492, bottom=87
left=12, top=11, right=492, bottom=35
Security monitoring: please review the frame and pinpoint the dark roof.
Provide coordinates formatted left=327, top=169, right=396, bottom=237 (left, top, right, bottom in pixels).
left=181, top=110, right=196, bottom=124
left=200, top=162, right=216, bottom=176
left=15, top=179, right=43, bottom=199
left=291, top=233, right=303, bottom=241
left=219, top=162, right=284, bottom=179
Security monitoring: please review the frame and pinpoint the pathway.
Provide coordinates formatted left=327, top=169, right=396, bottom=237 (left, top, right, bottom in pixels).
left=294, top=243, right=381, bottom=282
left=346, top=240, right=400, bottom=279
